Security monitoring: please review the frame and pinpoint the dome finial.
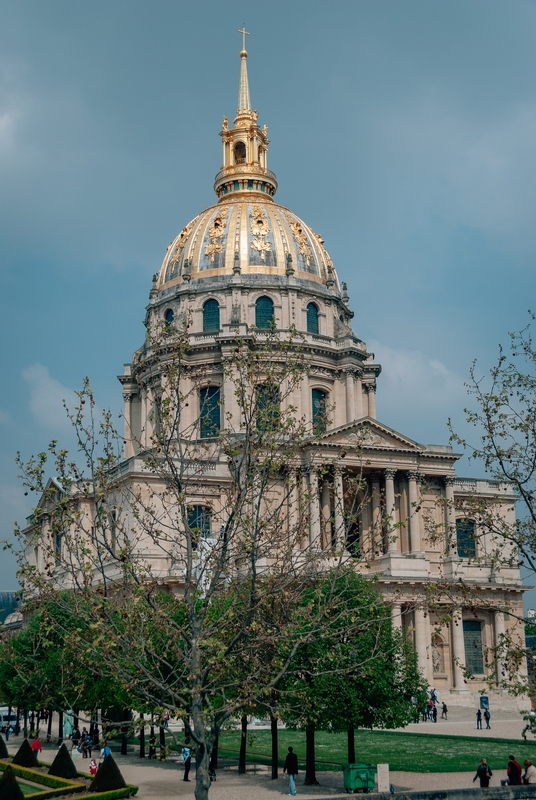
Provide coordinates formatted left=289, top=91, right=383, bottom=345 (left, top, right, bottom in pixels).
left=237, top=25, right=251, bottom=113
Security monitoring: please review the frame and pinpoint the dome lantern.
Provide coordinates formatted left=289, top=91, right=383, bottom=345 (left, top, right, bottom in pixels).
left=214, top=30, right=277, bottom=201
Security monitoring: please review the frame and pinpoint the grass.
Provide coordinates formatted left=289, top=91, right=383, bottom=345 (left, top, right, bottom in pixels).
left=213, top=728, right=536, bottom=773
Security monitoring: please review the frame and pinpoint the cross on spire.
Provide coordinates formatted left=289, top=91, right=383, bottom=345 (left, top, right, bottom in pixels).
left=238, top=25, right=249, bottom=52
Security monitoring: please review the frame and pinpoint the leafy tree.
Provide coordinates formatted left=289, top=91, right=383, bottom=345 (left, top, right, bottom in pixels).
left=449, top=314, right=536, bottom=689
left=12, top=321, right=408, bottom=800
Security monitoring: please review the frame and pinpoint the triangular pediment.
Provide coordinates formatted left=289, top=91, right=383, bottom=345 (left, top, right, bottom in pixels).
left=316, top=417, right=425, bottom=452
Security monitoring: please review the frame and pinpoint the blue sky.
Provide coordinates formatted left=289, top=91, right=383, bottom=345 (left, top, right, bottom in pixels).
left=0, top=1, right=535, bottom=592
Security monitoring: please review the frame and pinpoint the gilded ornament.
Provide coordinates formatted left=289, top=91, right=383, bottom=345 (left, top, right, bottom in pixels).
left=205, top=207, right=230, bottom=262
left=284, top=213, right=313, bottom=267
left=169, top=221, right=195, bottom=267
left=249, top=206, right=272, bottom=261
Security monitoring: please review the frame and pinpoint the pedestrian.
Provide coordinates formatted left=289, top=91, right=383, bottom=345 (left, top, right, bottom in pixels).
left=484, top=709, right=491, bottom=729
left=507, top=755, right=522, bottom=786
left=473, top=758, right=493, bottom=787
left=283, top=745, right=299, bottom=796
left=476, top=709, right=482, bottom=730
left=31, top=736, right=43, bottom=756
left=83, top=732, right=93, bottom=759
left=181, top=737, right=192, bottom=782
left=100, top=743, right=111, bottom=760
left=441, top=702, right=448, bottom=720
left=89, top=759, right=98, bottom=776
left=524, top=760, right=536, bottom=784
left=432, top=705, right=437, bottom=723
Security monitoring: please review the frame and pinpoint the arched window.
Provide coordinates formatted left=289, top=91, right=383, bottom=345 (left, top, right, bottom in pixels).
left=164, top=308, right=174, bottom=324
left=200, top=386, right=221, bottom=438
left=306, top=303, right=319, bottom=334
left=256, top=383, right=280, bottom=431
left=203, top=299, right=220, bottom=332
left=255, top=296, right=274, bottom=328
left=234, top=141, right=246, bottom=164
left=456, top=518, right=476, bottom=558
left=312, top=388, right=327, bottom=434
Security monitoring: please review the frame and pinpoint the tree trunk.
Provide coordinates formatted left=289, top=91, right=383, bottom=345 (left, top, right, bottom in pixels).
left=15, top=708, right=20, bottom=736
left=139, top=714, right=145, bottom=759
left=159, top=724, right=166, bottom=759
left=46, top=711, right=53, bottom=743
left=209, top=734, right=218, bottom=772
left=74, top=710, right=79, bottom=730
left=29, top=711, right=35, bottom=735
left=238, top=715, right=247, bottom=775
left=347, top=726, right=355, bottom=764
left=23, top=710, right=28, bottom=739
left=304, top=724, right=319, bottom=785
left=270, top=714, right=278, bottom=779
left=121, top=732, right=128, bottom=755
left=192, top=697, right=211, bottom=800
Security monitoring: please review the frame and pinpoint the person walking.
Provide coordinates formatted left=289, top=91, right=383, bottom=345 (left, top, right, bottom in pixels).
left=507, top=755, right=522, bottom=785
left=484, top=709, right=491, bottom=729
left=432, top=705, right=437, bottom=723
left=523, top=760, right=536, bottom=784
left=473, top=758, right=493, bottom=787
left=283, top=745, right=299, bottom=796
left=441, top=702, right=448, bottom=720
left=31, top=736, right=43, bottom=756
left=181, top=738, right=192, bottom=782
left=476, top=710, right=482, bottom=730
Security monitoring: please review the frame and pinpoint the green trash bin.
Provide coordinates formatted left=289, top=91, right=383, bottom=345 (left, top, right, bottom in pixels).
left=342, top=763, right=376, bottom=794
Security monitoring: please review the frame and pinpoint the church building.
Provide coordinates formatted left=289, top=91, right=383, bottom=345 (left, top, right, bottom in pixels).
left=26, top=36, right=526, bottom=708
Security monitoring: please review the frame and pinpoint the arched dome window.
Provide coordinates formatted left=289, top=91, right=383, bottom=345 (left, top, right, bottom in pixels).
left=306, top=303, right=319, bottom=334
left=456, top=518, right=476, bottom=558
left=234, top=141, right=246, bottom=164
left=255, top=296, right=274, bottom=329
left=164, top=308, right=174, bottom=324
left=203, top=299, right=220, bottom=332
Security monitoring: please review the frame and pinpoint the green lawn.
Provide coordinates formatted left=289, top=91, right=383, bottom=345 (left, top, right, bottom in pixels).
left=214, top=728, right=536, bottom=773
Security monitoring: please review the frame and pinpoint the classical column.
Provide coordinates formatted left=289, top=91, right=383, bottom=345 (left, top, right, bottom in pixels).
left=371, top=474, right=381, bottom=555
left=355, top=372, right=363, bottom=418
left=366, top=384, right=377, bottom=419
left=333, top=469, right=345, bottom=549
left=384, top=469, right=397, bottom=553
left=494, top=610, right=506, bottom=686
left=443, top=476, right=457, bottom=553
left=123, top=392, right=134, bottom=459
left=321, top=479, right=331, bottom=549
left=301, top=378, right=310, bottom=429
left=345, top=371, right=355, bottom=424
left=287, top=470, right=300, bottom=544
left=406, top=471, right=422, bottom=553
left=391, top=602, right=403, bottom=631
left=451, top=609, right=467, bottom=690
left=414, top=607, right=432, bottom=683
left=308, top=469, right=321, bottom=547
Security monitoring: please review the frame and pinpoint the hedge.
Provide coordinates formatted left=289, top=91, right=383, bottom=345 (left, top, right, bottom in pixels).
left=0, top=759, right=138, bottom=798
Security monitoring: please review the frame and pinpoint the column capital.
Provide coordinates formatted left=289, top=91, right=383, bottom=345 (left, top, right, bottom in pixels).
left=443, top=475, right=455, bottom=486
left=364, top=383, right=376, bottom=394
left=405, top=470, right=421, bottom=482
left=384, top=468, right=396, bottom=480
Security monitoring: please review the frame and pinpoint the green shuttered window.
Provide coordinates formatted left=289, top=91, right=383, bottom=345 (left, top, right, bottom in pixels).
left=255, top=296, right=274, bottom=328
left=203, top=299, right=220, bottom=332
left=463, top=620, right=484, bottom=675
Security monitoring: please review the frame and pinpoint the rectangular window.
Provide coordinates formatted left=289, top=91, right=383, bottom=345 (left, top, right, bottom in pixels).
left=54, top=532, right=62, bottom=563
left=312, top=389, right=327, bottom=434
left=187, top=505, right=211, bottom=547
left=200, top=387, right=221, bottom=438
left=456, top=519, right=476, bottom=558
left=463, top=620, right=484, bottom=675
left=256, top=383, right=280, bottom=431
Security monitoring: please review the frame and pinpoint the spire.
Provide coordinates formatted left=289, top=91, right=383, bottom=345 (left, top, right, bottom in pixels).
left=237, top=25, right=251, bottom=113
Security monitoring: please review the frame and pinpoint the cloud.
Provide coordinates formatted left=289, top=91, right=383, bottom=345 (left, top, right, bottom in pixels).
left=0, top=408, right=11, bottom=425
left=22, top=363, right=76, bottom=432
left=369, top=339, right=468, bottom=444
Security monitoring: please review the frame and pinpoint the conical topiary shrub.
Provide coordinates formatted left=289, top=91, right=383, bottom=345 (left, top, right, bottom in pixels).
left=88, top=754, right=126, bottom=792
left=48, top=743, right=78, bottom=779
left=0, top=734, right=8, bottom=759
left=0, top=764, right=25, bottom=800
left=11, top=739, right=38, bottom=768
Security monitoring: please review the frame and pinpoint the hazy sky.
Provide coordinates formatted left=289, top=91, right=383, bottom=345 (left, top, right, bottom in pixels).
left=1, top=1, right=535, bottom=594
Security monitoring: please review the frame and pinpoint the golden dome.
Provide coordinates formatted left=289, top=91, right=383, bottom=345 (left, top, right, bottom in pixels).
left=157, top=200, right=339, bottom=292
left=156, top=36, right=340, bottom=295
